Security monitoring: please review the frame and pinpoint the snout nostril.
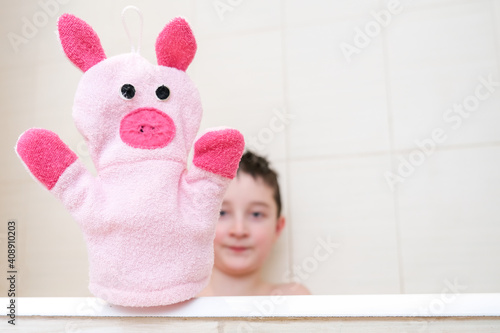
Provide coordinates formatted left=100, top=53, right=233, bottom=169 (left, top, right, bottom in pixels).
left=139, top=125, right=156, bottom=133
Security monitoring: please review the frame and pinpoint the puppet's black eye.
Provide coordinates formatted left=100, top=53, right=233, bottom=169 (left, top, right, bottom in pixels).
left=121, top=84, right=135, bottom=99
left=156, top=85, right=170, bottom=100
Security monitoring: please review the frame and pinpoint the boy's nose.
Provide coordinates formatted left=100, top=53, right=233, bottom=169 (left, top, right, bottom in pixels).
left=229, top=218, right=248, bottom=237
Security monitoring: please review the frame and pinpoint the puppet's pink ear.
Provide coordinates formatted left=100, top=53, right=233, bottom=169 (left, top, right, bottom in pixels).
left=57, top=14, right=106, bottom=72
left=156, top=17, right=196, bottom=71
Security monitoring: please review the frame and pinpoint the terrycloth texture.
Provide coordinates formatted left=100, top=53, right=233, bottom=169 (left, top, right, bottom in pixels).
left=156, top=17, right=197, bottom=71
left=194, top=129, right=245, bottom=179
left=16, top=128, right=77, bottom=190
left=58, top=13, right=106, bottom=72
left=15, top=14, right=244, bottom=307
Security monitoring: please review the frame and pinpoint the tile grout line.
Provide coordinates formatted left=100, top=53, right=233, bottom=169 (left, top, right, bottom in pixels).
left=489, top=0, right=500, bottom=84
left=279, top=0, right=295, bottom=284
left=277, top=140, right=500, bottom=165
left=379, top=0, right=405, bottom=294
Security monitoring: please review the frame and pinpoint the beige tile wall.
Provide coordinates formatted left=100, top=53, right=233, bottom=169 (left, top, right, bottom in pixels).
left=1, top=0, right=499, bottom=296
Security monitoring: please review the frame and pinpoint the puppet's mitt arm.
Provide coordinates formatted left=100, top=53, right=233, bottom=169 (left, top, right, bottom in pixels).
left=16, top=128, right=94, bottom=215
left=192, top=128, right=245, bottom=180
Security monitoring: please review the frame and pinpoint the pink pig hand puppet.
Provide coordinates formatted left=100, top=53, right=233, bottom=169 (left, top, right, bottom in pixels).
left=15, top=14, right=245, bottom=307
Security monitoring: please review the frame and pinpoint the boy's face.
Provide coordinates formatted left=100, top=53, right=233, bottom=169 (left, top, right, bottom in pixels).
left=214, top=172, right=285, bottom=276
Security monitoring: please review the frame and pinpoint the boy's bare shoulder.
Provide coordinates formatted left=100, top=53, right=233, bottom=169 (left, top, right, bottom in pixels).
left=271, top=282, right=311, bottom=295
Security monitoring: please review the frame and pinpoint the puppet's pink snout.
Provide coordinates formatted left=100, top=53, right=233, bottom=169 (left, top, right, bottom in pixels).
left=119, top=108, right=176, bottom=149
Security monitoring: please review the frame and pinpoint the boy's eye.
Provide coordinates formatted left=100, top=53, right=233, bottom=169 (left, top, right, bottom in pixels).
left=219, top=210, right=227, bottom=217
left=251, top=212, right=263, bottom=218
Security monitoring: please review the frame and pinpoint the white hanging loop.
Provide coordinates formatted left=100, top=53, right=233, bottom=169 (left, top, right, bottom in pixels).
left=121, top=6, right=143, bottom=54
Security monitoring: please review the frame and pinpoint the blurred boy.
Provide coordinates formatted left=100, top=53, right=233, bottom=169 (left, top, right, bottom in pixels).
left=199, top=151, right=310, bottom=296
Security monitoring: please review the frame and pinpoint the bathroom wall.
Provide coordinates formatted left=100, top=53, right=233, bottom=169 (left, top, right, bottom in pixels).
left=1, top=0, right=499, bottom=296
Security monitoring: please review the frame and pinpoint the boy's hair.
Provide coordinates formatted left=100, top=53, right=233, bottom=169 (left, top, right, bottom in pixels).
left=237, top=151, right=282, bottom=217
